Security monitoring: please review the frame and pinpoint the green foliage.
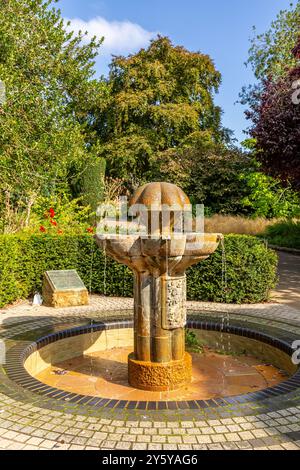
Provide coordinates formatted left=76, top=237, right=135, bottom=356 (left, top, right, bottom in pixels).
left=247, top=1, right=300, bottom=81
left=95, top=36, right=226, bottom=187
left=187, top=235, right=278, bottom=304
left=240, top=173, right=300, bottom=218
left=0, top=0, right=103, bottom=233
left=264, top=220, right=300, bottom=249
left=171, top=141, right=257, bottom=215
left=157, top=134, right=294, bottom=218
left=165, top=132, right=300, bottom=218
left=241, top=1, right=300, bottom=123
left=28, top=195, right=94, bottom=234
left=185, top=329, right=203, bottom=353
left=0, top=236, right=26, bottom=306
left=79, top=157, right=106, bottom=214
left=0, top=234, right=278, bottom=308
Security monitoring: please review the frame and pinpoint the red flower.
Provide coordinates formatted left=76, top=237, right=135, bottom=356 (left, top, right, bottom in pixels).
left=57, top=229, right=63, bottom=235
left=86, top=227, right=94, bottom=233
left=49, top=208, right=55, bottom=219
left=39, top=226, right=46, bottom=233
left=50, top=220, right=58, bottom=226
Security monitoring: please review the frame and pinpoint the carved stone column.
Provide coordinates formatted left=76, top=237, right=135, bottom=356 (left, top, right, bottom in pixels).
left=128, top=268, right=192, bottom=391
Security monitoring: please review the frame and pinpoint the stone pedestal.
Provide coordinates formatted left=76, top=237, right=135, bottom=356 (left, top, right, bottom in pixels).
left=133, top=273, right=186, bottom=362
left=128, top=352, right=192, bottom=391
left=129, top=271, right=191, bottom=391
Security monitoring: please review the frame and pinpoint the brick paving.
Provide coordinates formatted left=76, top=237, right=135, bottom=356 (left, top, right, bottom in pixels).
left=0, top=294, right=300, bottom=451
left=271, top=252, right=300, bottom=310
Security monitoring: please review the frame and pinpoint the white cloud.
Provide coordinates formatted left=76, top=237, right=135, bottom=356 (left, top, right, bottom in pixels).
left=65, top=16, right=157, bottom=56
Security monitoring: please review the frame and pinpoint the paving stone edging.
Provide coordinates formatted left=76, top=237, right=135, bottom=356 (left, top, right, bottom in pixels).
left=5, top=318, right=299, bottom=412
left=269, top=245, right=300, bottom=256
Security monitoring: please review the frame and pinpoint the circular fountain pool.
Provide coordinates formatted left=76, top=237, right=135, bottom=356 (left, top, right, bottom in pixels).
left=22, top=320, right=297, bottom=404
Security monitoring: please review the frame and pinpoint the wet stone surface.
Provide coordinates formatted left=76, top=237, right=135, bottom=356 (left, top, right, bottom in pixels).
left=35, top=346, right=287, bottom=401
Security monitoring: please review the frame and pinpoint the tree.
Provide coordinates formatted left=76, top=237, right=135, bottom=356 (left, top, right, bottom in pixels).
left=241, top=1, right=300, bottom=109
left=248, top=1, right=300, bottom=81
left=0, top=0, right=103, bottom=232
left=95, top=36, right=227, bottom=187
left=156, top=131, right=300, bottom=217
left=246, top=46, right=300, bottom=188
left=153, top=131, right=253, bottom=214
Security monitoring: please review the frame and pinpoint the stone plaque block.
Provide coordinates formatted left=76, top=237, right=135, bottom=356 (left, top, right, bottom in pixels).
left=42, top=270, right=89, bottom=308
left=162, top=276, right=187, bottom=330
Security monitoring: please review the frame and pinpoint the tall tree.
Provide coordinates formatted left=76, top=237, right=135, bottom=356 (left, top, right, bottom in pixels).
left=246, top=45, right=300, bottom=188
left=0, top=0, right=103, bottom=232
left=242, top=2, right=300, bottom=189
left=248, top=1, right=300, bottom=81
left=156, top=132, right=256, bottom=214
left=95, top=36, right=227, bottom=187
left=241, top=1, right=300, bottom=108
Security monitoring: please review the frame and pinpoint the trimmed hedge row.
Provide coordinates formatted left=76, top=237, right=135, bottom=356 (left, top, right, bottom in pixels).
left=0, top=234, right=278, bottom=308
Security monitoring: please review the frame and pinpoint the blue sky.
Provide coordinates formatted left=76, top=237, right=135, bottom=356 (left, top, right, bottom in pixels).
left=59, top=0, right=294, bottom=144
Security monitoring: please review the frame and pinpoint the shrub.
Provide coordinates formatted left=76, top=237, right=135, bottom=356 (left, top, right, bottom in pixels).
left=264, top=220, right=300, bottom=249
left=0, top=236, right=28, bottom=306
left=0, top=234, right=278, bottom=308
left=187, top=235, right=278, bottom=304
left=239, top=172, right=300, bottom=218
left=27, top=195, right=94, bottom=235
left=80, top=157, right=106, bottom=213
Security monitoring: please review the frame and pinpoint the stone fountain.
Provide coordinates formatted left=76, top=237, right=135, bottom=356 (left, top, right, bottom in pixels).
left=95, top=182, right=222, bottom=391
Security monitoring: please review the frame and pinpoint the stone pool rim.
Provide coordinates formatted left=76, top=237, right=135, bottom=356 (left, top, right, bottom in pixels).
left=5, top=319, right=300, bottom=412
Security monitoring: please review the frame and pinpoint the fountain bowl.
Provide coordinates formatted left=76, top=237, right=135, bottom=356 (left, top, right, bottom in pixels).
left=94, top=182, right=223, bottom=392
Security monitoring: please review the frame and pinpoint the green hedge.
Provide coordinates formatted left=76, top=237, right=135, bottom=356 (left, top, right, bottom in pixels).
left=187, top=235, right=278, bottom=303
left=0, top=234, right=278, bottom=308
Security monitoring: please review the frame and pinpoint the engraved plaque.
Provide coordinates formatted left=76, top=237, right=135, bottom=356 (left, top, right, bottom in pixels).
left=162, top=276, right=186, bottom=330
left=45, top=270, right=85, bottom=291
left=42, top=270, right=89, bottom=308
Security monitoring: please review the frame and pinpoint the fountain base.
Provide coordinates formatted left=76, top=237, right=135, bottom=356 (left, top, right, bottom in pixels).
left=128, top=352, right=192, bottom=391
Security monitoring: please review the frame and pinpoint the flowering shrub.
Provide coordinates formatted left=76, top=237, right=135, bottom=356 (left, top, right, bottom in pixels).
left=38, top=207, right=63, bottom=234
left=26, top=196, right=94, bottom=235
